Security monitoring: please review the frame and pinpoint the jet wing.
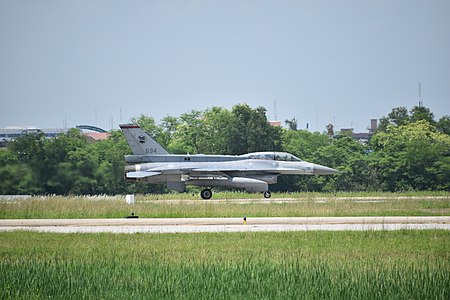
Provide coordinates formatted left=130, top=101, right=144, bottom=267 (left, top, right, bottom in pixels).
left=126, top=165, right=297, bottom=179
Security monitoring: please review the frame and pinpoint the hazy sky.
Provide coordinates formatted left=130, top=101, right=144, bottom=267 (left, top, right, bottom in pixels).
left=1, top=0, right=449, bottom=132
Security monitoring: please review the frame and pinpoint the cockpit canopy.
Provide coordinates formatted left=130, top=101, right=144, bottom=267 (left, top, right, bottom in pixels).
left=241, top=152, right=302, bottom=162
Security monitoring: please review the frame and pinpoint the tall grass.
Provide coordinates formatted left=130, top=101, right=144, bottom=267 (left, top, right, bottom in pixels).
left=1, top=230, right=449, bottom=299
left=2, top=259, right=448, bottom=299
left=1, top=193, right=449, bottom=219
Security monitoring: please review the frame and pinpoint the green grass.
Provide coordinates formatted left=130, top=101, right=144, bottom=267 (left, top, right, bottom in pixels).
left=1, top=230, right=449, bottom=299
left=138, top=190, right=450, bottom=199
left=1, top=192, right=449, bottom=219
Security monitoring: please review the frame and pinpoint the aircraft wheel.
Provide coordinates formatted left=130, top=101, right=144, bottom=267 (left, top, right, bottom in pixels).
left=200, top=189, right=213, bottom=200
left=263, top=191, right=271, bottom=199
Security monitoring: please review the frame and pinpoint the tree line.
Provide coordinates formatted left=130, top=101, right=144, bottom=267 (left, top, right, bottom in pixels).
left=1, top=103, right=449, bottom=195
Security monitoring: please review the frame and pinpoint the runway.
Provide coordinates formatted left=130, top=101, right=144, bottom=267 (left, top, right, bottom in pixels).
left=1, top=216, right=449, bottom=233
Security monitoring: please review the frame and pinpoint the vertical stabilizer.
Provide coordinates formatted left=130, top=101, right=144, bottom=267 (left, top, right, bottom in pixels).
left=119, top=124, right=169, bottom=155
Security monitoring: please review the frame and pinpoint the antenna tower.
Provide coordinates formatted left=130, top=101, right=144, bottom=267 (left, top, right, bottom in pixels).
left=418, top=82, right=423, bottom=107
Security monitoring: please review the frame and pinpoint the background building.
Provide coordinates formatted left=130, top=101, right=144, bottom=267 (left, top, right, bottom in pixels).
left=0, top=125, right=108, bottom=147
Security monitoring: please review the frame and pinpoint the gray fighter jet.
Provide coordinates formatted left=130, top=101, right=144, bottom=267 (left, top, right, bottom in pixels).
left=120, top=124, right=338, bottom=199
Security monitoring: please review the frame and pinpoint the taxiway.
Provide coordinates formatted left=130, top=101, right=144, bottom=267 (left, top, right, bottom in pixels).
left=1, top=216, right=449, bottom=233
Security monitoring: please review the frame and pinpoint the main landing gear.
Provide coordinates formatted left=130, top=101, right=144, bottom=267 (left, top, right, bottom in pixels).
left=200, top=189, right=272, bottom=200
left=200, top=189, right=213, bottom=200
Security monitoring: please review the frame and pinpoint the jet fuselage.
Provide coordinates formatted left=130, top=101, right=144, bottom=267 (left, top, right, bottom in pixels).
left=119, top=124, right=338, bottom=198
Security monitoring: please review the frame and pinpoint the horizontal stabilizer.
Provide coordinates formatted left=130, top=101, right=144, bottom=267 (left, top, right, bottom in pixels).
left=126, top=171, right=161, bottom=179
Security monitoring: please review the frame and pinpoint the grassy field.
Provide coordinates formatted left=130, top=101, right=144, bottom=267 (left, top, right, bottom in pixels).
left=1, top=230, right=449, bottom=299
left=1, top=192, right=449, bottom=219
left=1, top=192, right=449, bottom=298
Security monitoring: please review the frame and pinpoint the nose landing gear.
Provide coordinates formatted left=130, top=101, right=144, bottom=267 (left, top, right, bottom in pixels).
left=263, top=191, right=271, bottom=199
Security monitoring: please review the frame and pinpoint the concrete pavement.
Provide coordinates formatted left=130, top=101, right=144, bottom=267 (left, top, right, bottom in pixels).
left=1, top=216, right=449, bottom=233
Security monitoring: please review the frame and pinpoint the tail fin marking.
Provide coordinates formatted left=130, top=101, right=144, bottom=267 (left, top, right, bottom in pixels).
left=119, top=124, right=169, bottom=155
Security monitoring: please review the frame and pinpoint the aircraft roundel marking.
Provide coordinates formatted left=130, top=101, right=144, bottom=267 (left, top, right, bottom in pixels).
left=138, top=135, right=146, bottom=143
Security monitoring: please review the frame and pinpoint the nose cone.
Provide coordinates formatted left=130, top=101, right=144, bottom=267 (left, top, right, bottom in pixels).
left=313, top=164, right=339, bottom=175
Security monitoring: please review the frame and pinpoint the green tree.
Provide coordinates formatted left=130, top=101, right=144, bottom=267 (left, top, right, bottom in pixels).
left=378, top=106, right=410, bottom=132
left=275, top=129, right=330, bottom=192
left=168, top=110, right=204, bottom=154
left=313, top=136, right=375, bottom=192
left=160, top=115, right=180, bottom=149
left=44, top=128, right=90, bottom=194
left=370, top=120, right=450, bottom=191
left=410, top=106, right=436, bottom=125
left=89, top=130, right=129, bottom=194
left=200, top=107, right=234, bottom=154
left=7, top=132, right=47, bottom=193
left=437, top=115, right=450, bottom=135
left=282, top=130, right=329, bottom=161
left=0, top=149, right=35, bottom=194
left=229, top=104, right=282, bottom=154
left=166, top=105, right=283, bottom=155
left=0, top=148, right=18, bottom=165
left=130, top=115, right=166, bottom=148
left=0, top=164, right=34, bottom=194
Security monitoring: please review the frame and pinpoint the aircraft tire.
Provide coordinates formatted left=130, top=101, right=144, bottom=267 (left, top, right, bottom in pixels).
left=263, top=191, right=271, bottom=199
left=200, top=189, right=213, bottom=200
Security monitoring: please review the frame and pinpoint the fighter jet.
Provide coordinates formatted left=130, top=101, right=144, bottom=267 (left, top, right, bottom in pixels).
left=120, top=124, right=338, bottom=199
